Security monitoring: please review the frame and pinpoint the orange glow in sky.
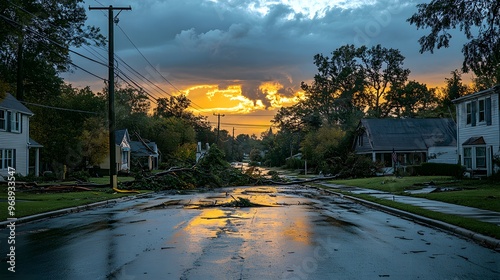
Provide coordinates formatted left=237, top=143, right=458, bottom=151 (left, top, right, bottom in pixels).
left=179, top=81, right=306, bottom=136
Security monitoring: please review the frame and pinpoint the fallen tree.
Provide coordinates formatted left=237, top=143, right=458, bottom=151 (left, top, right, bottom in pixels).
left=116, top=145, right=343, bottom=191
left=121, top=145, right=259, bottom=191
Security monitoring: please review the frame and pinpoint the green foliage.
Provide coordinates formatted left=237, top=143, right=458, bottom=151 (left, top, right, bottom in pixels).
left=414, top=163, right=465, bottom=178
left=69, top=170, right=91, bottom=182
left=29, top=84, right=106, bottom=172
left=249, top=148, right=263, bottom=162
left=126, top=145, right=257, bottom=190
left=386, top=81, right=438, bottom=118
left=360, top=45, right=411, bottom=118
left=336, top=153, right=382, bottom=178
left=301, top=125, right=345, bottom=169
left=285, top=157, right=304, bottom=170
left=0, top=0, right=105, bottom=100
left=408, top=0, right=500, bottom=84
left=78, top=117, right=109, bottom=166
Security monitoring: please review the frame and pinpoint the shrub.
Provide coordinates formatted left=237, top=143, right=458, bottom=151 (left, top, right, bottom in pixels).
left=69, top=170, right=91, bottom=182
left=338, top=153, right=382, bottom=178
left=414, top=163, right=465, bottom=178
left=285, top=157, right=304, bottom=169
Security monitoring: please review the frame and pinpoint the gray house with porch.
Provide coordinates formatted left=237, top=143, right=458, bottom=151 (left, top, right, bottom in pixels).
left=354, top=118, right=457, bottom=174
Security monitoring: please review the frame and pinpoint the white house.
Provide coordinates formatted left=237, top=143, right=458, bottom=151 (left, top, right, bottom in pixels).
left=354, top=118, right=457, bottom=174
left=99, top=129, right=131, bottom=174
left=0, top=93, right=42, bottom=177
left=452, top=85, right=500, bottom=176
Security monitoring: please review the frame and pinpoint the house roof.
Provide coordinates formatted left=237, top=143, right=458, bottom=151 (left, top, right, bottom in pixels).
left=359, top=118, right=457, bottom=151
left=462, top=136, right=486, bottom=146
left=115, top=129, right=129, bottom=145
left=452, top=84, right=500, bottom=103
left=28, top=138, right=43, bottom=148
left=0, top=93, right=33, bottom=115
left=130, top=141, right=158, bottom=157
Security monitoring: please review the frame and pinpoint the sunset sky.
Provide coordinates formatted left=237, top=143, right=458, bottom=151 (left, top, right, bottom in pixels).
left=62, top=0, right=470, bottom=136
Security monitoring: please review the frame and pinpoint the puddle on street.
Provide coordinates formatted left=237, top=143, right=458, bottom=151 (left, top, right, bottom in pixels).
left=163, top=185, right=322, bottom=254
left=182, top=208, right=245, bottom=239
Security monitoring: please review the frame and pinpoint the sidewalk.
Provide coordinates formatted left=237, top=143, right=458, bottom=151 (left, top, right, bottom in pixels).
left=316, top=182, right=500, bottom=249
left=319, top=183, right=500, bottom=226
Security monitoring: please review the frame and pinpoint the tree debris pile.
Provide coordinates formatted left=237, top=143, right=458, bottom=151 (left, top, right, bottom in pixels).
left=122, top=145, right=259, bottom=191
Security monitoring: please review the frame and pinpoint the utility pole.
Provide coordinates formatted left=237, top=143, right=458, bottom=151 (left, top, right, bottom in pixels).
left=213, top=113, right=225, bottom=146
left=232, top=127, right=235, bottom=160
left=89, top=5, right=131, bottom=189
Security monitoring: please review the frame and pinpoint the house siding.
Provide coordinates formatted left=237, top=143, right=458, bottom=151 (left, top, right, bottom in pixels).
left=355, top=130, right=373, bottom=154
left=98, top=129, right=131, bottom=173
left=454, top=87, right=500, bottom=175
left=0, top=114, right=30, bottom=177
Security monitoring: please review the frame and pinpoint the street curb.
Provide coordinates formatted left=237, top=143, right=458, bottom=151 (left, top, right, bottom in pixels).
left=0, top=192, right=152, bottom=228
left=318, top=188, right=500, bottom=250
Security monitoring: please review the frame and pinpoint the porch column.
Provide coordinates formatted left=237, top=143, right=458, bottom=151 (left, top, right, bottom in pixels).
left=372, top=152, right=376, bottom=162
left=35, top=148, right=40, bottom=176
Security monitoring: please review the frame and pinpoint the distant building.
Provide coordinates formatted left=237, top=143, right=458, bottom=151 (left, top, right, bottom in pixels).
left=98, top=129, right=131, bottom=174
left=131, top=139, right=160, bottom=170
left=452, top=85, right=500, bottom=177
left=0, top=93, right=42, bottom=177
left=196, top=142, right=210, bottom=163
left=353, top=118, right=457, bottom=174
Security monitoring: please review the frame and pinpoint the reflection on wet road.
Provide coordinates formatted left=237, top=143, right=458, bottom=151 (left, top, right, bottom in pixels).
left=1, top=186, right=499, bottom=279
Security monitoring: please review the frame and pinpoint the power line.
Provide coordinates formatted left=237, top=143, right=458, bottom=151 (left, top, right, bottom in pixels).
left=21, top=101, right=100, bottom=114
left=0, top=13, right=108, bottom=69
left=115, top=23, right=207, bottom=112
left=69, top=62, right=107, bottom=81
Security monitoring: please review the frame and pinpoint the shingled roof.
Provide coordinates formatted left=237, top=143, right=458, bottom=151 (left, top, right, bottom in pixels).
left=359, top=118, right=457, bottom=151
left=0, top=93, right=33, bottom=115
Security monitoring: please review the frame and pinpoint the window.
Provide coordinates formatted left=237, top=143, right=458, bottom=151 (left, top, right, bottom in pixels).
left=0, top=110, right=5, bottom=131
left=478, top=99, right=485, bottom=122
left=11, top=112, right=21, bottom=132
left=0, top=110, right=21, bottom=133
left=122, top=150, right=128, bottom=164
left=463, top=147, right=472, bottom=169
left=476, top=147, right=486, bottom=168
left=358, top=134, right=363, bottom=146
left=466, top=103, right=472, bottom=125
left=0, top=149, right=16, bottom=170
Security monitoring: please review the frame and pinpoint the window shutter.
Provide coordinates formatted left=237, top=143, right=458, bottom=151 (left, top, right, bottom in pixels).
left=13, top=149, right=16, bottom=169
left=7, top=111, right=11, bottom=132
left=485, top=97, right=492, bottom=125
left=471, top=100, right=476, bottom=126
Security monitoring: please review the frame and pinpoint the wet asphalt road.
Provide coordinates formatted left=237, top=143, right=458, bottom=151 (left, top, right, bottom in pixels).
left=1, top=185, right=499, bottom=280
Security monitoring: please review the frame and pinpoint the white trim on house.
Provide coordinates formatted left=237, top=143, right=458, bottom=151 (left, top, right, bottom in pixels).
left=0, top=94, right=42, bottom=177
left=453, top=85, right=500, bottom=176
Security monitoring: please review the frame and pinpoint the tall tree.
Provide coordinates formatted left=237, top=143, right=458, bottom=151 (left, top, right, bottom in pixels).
left=29, top=84, right=106, bottom=173
left=408, top=0, right=500, bottom=84
left=359, top=45, right=410, bottom=118
left=154, top=94, right=211, bottom=142
left=299, top=45, right=364, bottom=128
left=0, top=0, right=105, bottom=100
left=443, top=69, right=469, bottom=107
left=386, top=81, right=437, bottom=118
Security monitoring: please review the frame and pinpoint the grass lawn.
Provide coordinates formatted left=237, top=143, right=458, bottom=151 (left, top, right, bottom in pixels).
left=353, top=193, right=500, bottom=240
left=332, top=176, right=500, bottom=212
left=321, top=175, right=500, bottom=239
left=0, top=176, right=145, bottom=221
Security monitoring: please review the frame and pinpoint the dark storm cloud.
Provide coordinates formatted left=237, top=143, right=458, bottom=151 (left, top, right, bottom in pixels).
left=68, top=0, right=467, bottom=100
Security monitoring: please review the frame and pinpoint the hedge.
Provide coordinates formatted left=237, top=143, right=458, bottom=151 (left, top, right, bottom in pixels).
left=414, top=162, right=465, bottom=178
